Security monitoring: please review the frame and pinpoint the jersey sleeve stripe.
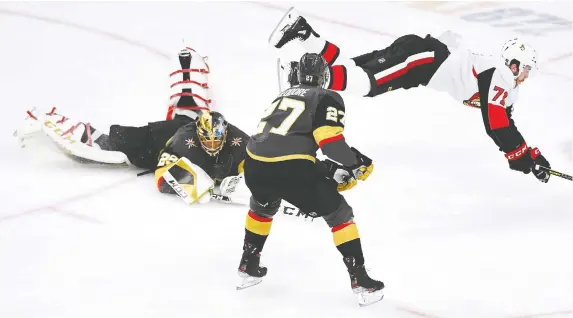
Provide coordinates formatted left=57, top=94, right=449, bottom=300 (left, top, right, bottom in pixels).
left=318, top=134, right=344, bottom=148
left=487, top=103, right=510, bottom=130
left=313, top=125, right=344, bottom=147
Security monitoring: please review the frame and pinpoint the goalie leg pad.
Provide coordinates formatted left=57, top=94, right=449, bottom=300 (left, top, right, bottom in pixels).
left=41, top=112, right=128, bottom=165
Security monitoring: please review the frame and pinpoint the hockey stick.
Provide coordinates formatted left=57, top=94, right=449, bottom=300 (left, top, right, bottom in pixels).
left=535, top=165, right=572, bottom=181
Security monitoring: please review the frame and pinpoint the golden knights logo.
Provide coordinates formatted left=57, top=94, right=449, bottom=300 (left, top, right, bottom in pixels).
left=463, top=92, right=481, bottom=108
left=231, top=137, right=242, bottom=147
left=185, top=138, right=197, bottom=149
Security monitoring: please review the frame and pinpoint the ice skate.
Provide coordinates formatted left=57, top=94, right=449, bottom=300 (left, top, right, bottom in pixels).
left=268, top=7, right=318, bottom=48
left=236, top=243, right=267, bottom=290
left=276, top=58, right=300, bottom=92
left=343, top=256, right=384, bottom=307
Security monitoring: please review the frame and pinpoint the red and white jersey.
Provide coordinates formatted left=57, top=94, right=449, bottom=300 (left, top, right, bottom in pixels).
left=427, top=38, right=529, bottom=155
left=427, top=44, right=519, bottom=112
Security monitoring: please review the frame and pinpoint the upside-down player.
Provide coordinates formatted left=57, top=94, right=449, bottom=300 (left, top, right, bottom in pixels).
left=269, top=8, right=551, bottom=184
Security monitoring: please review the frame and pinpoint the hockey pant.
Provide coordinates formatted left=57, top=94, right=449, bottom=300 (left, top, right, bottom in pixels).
left=324, top=34, right=450, bottom=97
left=108, top=116, right=192, bottom=170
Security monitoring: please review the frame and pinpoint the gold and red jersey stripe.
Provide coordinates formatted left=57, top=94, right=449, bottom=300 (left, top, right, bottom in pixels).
left=313, top=125, right=344, bottom=148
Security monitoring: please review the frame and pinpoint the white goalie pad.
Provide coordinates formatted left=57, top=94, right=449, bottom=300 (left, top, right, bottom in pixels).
left=13, top=107, right=46, bottom=148
left=15, top=108, right=128, bottom=165
left=167, top=47, right=214, bottom=120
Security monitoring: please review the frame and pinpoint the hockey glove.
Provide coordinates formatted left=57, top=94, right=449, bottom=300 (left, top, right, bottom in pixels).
left=350, top=147, right=374, bottom=181
left=505, top=143, right=533, bottom=174
left=322, top=159, right=358, bottom=192
left=530, top=147, right=551, bottom=183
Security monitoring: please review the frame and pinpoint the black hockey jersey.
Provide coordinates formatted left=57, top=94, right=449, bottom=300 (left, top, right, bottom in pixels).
left=155, top=121, right=249, bottom=193
left=247, top=84, right=358, bottom=167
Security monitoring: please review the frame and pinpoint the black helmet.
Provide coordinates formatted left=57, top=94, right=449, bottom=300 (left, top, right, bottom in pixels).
left=196, top=111, right=228, bottom=156
left=297, top=53, right=328, bottom=87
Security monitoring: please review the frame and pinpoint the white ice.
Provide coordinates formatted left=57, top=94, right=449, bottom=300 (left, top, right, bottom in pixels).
left=0, top=2, right=571, bottom=318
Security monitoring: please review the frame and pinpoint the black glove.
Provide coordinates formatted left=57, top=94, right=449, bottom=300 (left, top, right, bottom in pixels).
left=530, top=147, right=551, bottom=183
left=321, top=159, right=357, bottom=192
left=505, top=143, right=533, bottom=174
left=349, top=147, right=374, bottom=181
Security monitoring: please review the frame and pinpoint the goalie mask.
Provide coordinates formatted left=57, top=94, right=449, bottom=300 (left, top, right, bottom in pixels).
left=196, top=111, right=228, bottom=156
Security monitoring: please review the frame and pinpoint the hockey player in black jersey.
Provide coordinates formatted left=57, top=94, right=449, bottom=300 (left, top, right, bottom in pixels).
left=17, top=47, right=249, bottom=202
left=154, top=111, right=249, bottom=202
left=18, top=47, right=211, bottom=170
left=269, top=8, right=552, bottom=184
left=236, top=53, right=384, bottom=306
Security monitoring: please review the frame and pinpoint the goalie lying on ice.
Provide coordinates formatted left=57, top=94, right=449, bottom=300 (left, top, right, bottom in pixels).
left=14, top=46, right=250, bottom=204
left=154, top=111, right=250, bottom=204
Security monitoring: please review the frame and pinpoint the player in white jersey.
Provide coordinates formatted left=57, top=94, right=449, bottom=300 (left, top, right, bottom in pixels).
left=269, top=8, right=551, bottom=183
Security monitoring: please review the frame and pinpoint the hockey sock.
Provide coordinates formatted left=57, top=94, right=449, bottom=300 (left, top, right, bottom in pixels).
left=300, top=33, right=343, bottom=65
left=331, top=220, right=365, bottom=265
left=244, top=210, right=273, bottom=251
left=326, top=65, right=372, bottom=96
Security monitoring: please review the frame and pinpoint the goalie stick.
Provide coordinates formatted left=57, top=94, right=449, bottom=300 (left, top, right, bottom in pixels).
left=535, top=165, right=572, bottom=181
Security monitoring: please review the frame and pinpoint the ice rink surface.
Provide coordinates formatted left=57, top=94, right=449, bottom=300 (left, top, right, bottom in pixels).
left=0, top=2, right=571, bottom=318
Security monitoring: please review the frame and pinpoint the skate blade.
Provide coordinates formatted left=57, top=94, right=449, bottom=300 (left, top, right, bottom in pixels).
left=276, top=57, right=293, bottom=92
left=236, top=271, right=263, bottom=290
left=268, top=6, right=298, bottom=46
left=355, top=289, right=384, bottom=307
